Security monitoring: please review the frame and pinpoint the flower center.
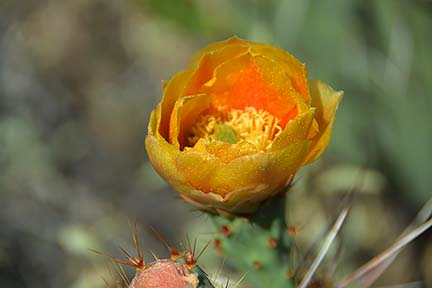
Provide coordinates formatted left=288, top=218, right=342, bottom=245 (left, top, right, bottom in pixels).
left=187, top=106, right=282, bottom=151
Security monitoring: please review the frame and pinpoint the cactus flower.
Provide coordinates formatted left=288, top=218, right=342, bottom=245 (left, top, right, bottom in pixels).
left=145, top=37, right=342, bottom=215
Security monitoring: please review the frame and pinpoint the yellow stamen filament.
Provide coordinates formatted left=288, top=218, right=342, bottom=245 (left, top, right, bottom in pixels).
left=188, top=106, right=282, bottom=151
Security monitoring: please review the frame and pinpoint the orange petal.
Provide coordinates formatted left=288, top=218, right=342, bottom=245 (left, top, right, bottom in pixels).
left=199, top=52, right=302, bottom=127
left=253, top=54, right=309, bottom=125
left=183, top=45, right=249, bottom=96
left=250, top=43, right=309, bottom=102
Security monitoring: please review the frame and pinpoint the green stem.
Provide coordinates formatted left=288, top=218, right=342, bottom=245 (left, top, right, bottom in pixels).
left=209, top=195, right=296, bottom=288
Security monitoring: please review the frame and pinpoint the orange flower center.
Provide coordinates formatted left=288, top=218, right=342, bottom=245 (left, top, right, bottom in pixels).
left=187, top=106, right=282, bottom=152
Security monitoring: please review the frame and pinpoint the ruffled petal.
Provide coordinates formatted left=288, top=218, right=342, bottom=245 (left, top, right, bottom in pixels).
left=169, top=93, right=212, bottom=149
left=175, top=149, right=225, bottom=194
left=145, top=134, right=192, bottom=193
left=198, top=52, right=302, bottom=126
left=192, top=140, right=259, bottom=163
left=250, top=43, right=309, bottom=102
left=176, top=140, right=310, bottom=199
left=183, top=44, right=249, bottom=96
left=270, top=108, right=315, bottom=150
left=188, top=36, right=249, bottom=68
left=158, top=70, right=193, bottom=140
left=303, top=80, right=343, bottom=163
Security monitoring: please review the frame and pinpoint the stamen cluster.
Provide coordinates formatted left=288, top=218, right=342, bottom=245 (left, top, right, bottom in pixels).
left=188, top=106, right=282, bottom=151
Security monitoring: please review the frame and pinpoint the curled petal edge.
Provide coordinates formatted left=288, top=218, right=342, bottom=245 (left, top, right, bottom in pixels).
left=304, top=80, right=343, bottom=164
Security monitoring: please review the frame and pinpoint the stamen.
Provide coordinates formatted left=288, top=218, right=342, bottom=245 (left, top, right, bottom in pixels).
left=188, top=106, right=282, bottom=151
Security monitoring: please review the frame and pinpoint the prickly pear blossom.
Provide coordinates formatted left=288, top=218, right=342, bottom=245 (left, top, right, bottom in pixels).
left=145, top=37, right=342, bottom=215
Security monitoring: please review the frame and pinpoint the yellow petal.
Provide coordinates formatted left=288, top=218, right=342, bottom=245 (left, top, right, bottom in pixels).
left=216, top=140, right=311, bottom=213
left=158, top=70, right=192, bottom=140
left=267, top=140, right=312, bottom=181
left=219, top=183, right=278, bottom=214
left=303, top=80, right=343, bottom=163
left=207, top=153, right=271, bottom=196
left=270, top=108, right=315, bottom=150
left=178, top=189, right=225, bottom=213
left=147, top=107, right=159, bottom=136
left=195, top=140, right=259, bottom=163
left=168, top=93, right=212, bottom=149
left=145, top=134, right=192, bottom=193
left=175, top=149, right=225, bottom=194
left=188, top=36, right=249, bottom=68
left=176, top=140, right=311, bottom=199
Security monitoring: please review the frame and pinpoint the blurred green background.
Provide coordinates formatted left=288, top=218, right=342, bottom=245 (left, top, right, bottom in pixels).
left=0, top=0, right=431, bottom=287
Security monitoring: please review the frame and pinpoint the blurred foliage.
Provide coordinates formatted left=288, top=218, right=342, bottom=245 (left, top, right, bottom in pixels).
left=0, top=0, right=431, bottom=287
left=145, top=0, right=207, bottom=34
